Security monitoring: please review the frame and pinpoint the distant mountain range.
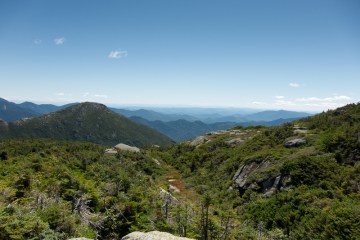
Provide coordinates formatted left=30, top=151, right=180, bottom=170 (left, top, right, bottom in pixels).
left=114, top=107, right=312, bottom=123
left=129, top=116, right=301, bottom=141
left=0, top=102, right=173, bottom=146
left=0, top=98, right=313, bottom=142
left=130, top=117, right=238, bottom=142
left=111, top=108, right=198, bottom=122
left=0, top=98, right=78, bottom=121
left=0, top=98, right=40, bottom=122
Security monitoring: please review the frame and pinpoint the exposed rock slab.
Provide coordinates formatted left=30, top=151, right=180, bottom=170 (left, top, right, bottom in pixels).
left=115, top=143, right=140, bottom=153
left=225, top=137, right=244, bottom=146
left=189, top=136, right=208, bottom=147
left=105, top=148, right=117, bottom=154
left=159, top=187, right=178, bottom=203
left=121, top=231, right=194, bottom=240
left=284, top=138, right=307, bottom=148
left=263, top=175, right=281, bottom=198
left=233, top=160, right=270, bottom=189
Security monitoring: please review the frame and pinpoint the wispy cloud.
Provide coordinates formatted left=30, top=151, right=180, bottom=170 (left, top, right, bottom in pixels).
left=108, top=50, right=128, bottom=59
left=33, top=39, right=42, bottom=45
left=289, top=83, right=300, bottom=88
left=55, top=92, right=65, bottom=96
left=252, top=94, right=353, bottom=111
left=296, top=95, right=351, bottom=102
left=94, top=94, right=108, bottom=99
left=83, top=92, right=90, bottom=97
left=54, top=37, right=66, bottom=45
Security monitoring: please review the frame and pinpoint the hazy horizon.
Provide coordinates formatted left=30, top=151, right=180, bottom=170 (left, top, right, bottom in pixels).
left=1, top=0, right=359, bottom=112
left=2, top=96, right=321, bottom=114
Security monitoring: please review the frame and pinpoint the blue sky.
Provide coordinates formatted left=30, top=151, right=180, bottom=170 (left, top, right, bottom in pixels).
left=0, top=0, right=359, bottom=111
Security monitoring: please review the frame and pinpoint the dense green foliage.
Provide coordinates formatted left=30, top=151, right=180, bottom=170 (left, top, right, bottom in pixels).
left=0, top=102, right=173, bottom=147
left=0, top=139, right=193, bottom=239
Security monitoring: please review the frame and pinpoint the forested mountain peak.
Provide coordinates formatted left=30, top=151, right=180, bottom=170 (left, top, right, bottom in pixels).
left=0, top=102, right=173, bottom=147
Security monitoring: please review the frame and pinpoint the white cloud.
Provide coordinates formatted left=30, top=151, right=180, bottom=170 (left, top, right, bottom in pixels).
left=54, top=37, right=66, bottom=45
left=335, top=95, right=352, bottom=100
left=83, top=92, right=90, bottom=97
left=275, top=96, right=285, bottom=99
left=296, top=95, right=351, bottom=102
left=55, top=92, right=65, bottom=96
left=108, top=50, right=128, bottom=59
left=252, top=94, right=354, bottom=111
left=33, top=39, right=42, bottom=45
left=289, top=83, right=300, bottom=88
left=94, top=94, right=108, bottom=99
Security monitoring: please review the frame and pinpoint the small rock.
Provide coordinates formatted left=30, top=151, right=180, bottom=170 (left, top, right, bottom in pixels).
left=152, top=158, right=161, bottom=165
left=169, top=185, right=180, bottom=192
left=263, top=189, right=275, bottom=198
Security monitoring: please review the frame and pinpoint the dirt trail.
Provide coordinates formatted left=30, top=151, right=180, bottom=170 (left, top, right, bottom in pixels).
left=164, top=167, right=198, bottom=202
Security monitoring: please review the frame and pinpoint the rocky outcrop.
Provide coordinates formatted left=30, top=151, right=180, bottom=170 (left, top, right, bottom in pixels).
left=189, top=136, right=209, bottom=147
left=262, top=175, right=281, bottom=198
left=121, top=231, right=194, bottom=240
left=232, top=159, right=287, bottom=197
left=115, top=143, right=140, bottom=153
left=225, top=138, right=244, bottom=146
left=284, top=138, right=306, bottom=148
left=293, top=125, right=308, bottom=134
left=159, top=187, right=178, bottom=204
left=104, top=148, right=117, bottom=154
left=233, top=159, right=271, bottom=190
